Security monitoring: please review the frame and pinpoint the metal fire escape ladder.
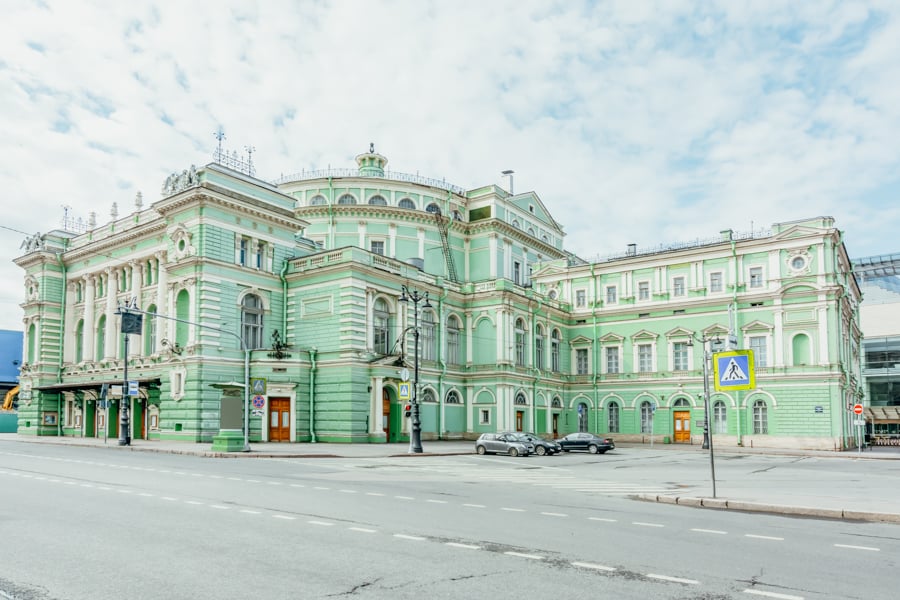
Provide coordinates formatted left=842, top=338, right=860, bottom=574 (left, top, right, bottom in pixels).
left=434, top=209, right=459, bottom=283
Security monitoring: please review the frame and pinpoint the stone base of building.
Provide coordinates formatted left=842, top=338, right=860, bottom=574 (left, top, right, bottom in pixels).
left=211, top=429, right=246, bottom=452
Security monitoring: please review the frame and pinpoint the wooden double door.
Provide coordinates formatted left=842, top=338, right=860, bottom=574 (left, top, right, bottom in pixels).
left=269, top=397, right=291, bottom=442
left=673, top=411, right=691, bottom=443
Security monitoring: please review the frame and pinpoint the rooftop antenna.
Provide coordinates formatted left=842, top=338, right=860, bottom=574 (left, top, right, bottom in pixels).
left=501, top=169, right=514, bottom=195
left=214, top=128, right=226, bottom=160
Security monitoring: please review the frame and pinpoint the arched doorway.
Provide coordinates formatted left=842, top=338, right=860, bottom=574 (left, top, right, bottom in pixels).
left=672, top=397, right=691, bottom=443
left=382, top=388, right=391, bottom=441
left=577, top=402, right=589, bottom=432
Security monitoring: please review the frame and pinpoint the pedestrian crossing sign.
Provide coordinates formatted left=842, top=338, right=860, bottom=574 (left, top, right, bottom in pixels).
left=713, top=350, right=755, bottom=391
left=399, top=382, right=411, bottom=400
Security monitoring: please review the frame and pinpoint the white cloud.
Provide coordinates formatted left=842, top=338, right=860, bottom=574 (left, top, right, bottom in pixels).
left=1, top=0, right=899, bottom=331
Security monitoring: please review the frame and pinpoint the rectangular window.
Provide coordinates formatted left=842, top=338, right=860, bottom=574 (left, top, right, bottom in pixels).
left=749, top=267, right=763, bottom=288
left=239, top=237, right=249, bottom=266
left=551, top=338, right=560, bottom=372
left=672, top=342, right=689, bottom=371
left=749, top=336, right=768, bottom=367
left=710, top=272, right=723, bottom=293
left=605, top=347, right=619, bottom=374
left=576, top=348, right=589, bottom=375
left=255, top=241, right=266, bottom=270
left=638, top=281, right=650, bottom=300
left=575, top=289, right=586, bottom=308
left=673, top=276, right=685, bottom=297
left=606, top=286, right=617, bottom=305
left=370, top=240, right=385, bottom=256
left=480, top=409, right=491, bottom=425
left=513, top=261, right=521, bottom=285
left=638, top=344, right=653, bottom=372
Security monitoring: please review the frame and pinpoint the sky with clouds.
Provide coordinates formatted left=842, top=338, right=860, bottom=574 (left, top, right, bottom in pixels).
left=2, top=0, right=899, bottom=332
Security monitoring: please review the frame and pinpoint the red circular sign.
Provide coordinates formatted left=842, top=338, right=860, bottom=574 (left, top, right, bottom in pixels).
left=853, top=404, right=864, bottom=415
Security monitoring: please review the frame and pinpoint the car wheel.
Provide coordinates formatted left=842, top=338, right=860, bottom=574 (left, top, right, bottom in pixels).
left=535, top=446, right=546, bottom=456
left=476, top=445, right=486, bottom=455
left=508, top=447, right=519, bottom=457
left=588, top=444, right=599, bottom=454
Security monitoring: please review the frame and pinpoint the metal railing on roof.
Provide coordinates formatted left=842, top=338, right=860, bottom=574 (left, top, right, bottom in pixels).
left=271, top=168, right=467, bottom=196
left=583, top=229, right=772, bottom=264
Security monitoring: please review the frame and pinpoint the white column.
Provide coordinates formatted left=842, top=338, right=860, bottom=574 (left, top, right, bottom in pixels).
left=495, top=309, right=505, bottom=364
left=817, top=306, right=829, bottom=365
left=773, top=307, right=784, bottom=367
left=489, top=235, right=498, bottom=278
left=186, top=278, right=197, bottom=345
left=105, top=268, right=118, bottom=359
left=389, top=224, right=396, bottom=258
left=466, top=385, right=474, bottom=433
left=417, top=227, right=425, bottom=260
left=83, top=275, right=95, bottom=361
left=464, top=238, right=470, bottom=282
left=366, top=289, right=374, bottom=351
left=372, top=377, right=383, bottom=435
left=63, top=282, right=77, bottom=362
left=155, top=253, right=168, bottom=353
left=466, top=311, right=474, bottom=365
left=358, top=221, right=367, bottom=250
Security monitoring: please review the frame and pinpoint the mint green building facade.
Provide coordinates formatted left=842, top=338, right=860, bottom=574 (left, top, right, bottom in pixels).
left=14, top=148, right=863, bottom=450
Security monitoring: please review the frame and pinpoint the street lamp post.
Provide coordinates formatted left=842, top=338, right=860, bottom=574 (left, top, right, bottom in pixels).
left=115, top=300, right=143, bottom=446
left=399, top=285, right=431, bottom=454
left=691, top=334, right=719, bottom=498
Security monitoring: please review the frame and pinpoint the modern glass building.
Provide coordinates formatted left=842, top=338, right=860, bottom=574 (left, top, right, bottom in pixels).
left=14, top=147, right=862, bottom=450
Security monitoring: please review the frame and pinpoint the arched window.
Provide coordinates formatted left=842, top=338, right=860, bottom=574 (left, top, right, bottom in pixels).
left=515, top=393, right=527, bottom=405
left=422, top=389, right=436, bottom=403
left=373, top=298, right=390, bottom=354
left=551, top=329, right=560, bottom=372
left=175, top=289, right=189, bottom=348
left=608, top=401, right=620, bottom=433
left=792, top=333, right=811, bottom=366
left=713, top=400, right=727, bottom=434
left=425, top=203, right=441, bottom=214
left=421, top=310, right=436, bottom=361
left=96, top=315, right=106, bottom=360
left=309, top=194, right=327, bottom=206
left=241, top=294, right=265, bottom=350
left=551, top=397, right=562, bottom=409
left=368, top=195, right=387, bottom=205
left=753, top=400, right=768, bottom=434
left=446, top=315, right=461, bottom=365
left=528, top=227, right=535, bottom=236
left=535, top=324, right=544, bottom=370
left=75, top=319, right=84, bottom=363
left=27, top=323, right=36, bottom=364
left=640, top=400, right=653, bottom=434
left=337, top=194, right=357, bottom=205
left=445, top=390, right=461, bottom=404
left=578, top=402, right=589, bottom=432
left=398, top=198, right=416, bottom=209
left=512, top=220, right=520, bottom=229
left=673, top=397, right=690, bottom=408
left=515, top=318, right=526, bottom=366
left=144, top=304, right=157, bottom=355
left=452, top=210, right=463, bottom=221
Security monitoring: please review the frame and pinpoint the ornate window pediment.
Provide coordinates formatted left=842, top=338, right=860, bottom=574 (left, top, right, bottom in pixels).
left=168, top=224, right=195, bottom=260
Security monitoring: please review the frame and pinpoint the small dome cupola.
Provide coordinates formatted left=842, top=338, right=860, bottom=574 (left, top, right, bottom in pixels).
left=355, top=143, right=388, bottom=177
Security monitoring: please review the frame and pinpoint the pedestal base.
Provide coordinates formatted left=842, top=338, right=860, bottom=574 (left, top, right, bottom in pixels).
left=211, top=429, right=246, bottom=452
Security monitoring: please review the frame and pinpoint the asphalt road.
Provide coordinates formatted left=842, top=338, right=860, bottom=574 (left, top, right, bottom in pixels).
left=2, top=442, right=898, bottom=600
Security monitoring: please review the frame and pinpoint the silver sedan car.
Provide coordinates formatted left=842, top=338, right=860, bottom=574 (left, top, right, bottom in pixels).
left=474, top=433, right=533, bottom=456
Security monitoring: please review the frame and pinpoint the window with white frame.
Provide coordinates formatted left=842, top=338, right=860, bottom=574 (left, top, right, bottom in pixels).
left=606, top=286, right=617, bottom=305
left=749, top=266, right=764, bottom=288
left=605, top=346, right=619, bottom=374
left=713, top=400, right=727, bottom=434
left=608, top=402, right=620, bottom=433
left=368, top=195, right=387, bottom=205
left=238, top=236, right=250, bottom=267
left=421, top=310, right=436, bottom=361
left=254, top=241, right=266, bottom=270
left=445, top=391, right=461, bottom=404
left=640, top=401, right=653, bottom=433
left=753, top=400, right=768, bottom=434
left=576, top=348, right=589, bottom=375
left=551, top=329, right=560, bottom=372
left=241, top=294, right=265, bottom=350
left=370, top=240, right=385, bottom=255
left=422, top=389, right=436, bottom=402
left=309, top=194, right=327, bottom=206
left=480, top=409, right=491, bottom=425
left=513, top=261, right=521, bottom=285
left=446, top=315, right=461, bottom=365
left=515, top=393, right=527, bottom=406
left=575, top=289, right=586, bottom=308
left=337, top=194, right=356, bottom=205
left=672, top=342, right=689, bottom=371
left=638, top=281, right=650, bottom=300
left=749, top=335, right=768, bottom=367
left=673, top=276, right=686, bottom=297
left=535, top=325, right=544, bottom=370
left=398, top=198, right=416, bottom=209
left=373, top=298, right=390, bottom=354
left=638, top=343, right=653, bottom=372
left=709, top=272, right=723, bottom=293
left=515, top=318, right=526, bottom=366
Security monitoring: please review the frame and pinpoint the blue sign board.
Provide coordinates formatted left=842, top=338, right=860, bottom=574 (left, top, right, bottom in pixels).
left=399, top=383, right=411, bottom=400
left=713, top=350, right=756, bottom=391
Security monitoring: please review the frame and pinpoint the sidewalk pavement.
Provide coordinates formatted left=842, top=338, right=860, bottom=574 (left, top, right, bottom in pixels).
left=3, top=433, right=899, bottom=524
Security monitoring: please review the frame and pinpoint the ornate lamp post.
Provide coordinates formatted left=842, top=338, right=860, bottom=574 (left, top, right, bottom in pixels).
left=690, top=334, right=721, bottom=498
left=399, top=285, right=431, bottom=454
left=115, top=300, right=143, bottom=446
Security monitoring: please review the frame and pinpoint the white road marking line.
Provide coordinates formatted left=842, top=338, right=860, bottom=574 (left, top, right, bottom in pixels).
left=691, top=528, right=727, bottom=535
left=240, top=509, right=261, bottom=515
left=745, top=534, right=784, bottom=541
left=246, top=479, right=260, bottom=483
left=504, top=551, right=544, bottom=560
left=273, top=515, right=295, bottom=520
left=647, top=574, right=699, bottom=584
left=34, top=476, right=46, bottom=480
left=97, top=486, right=112, bottom=491
left=349, top=527, right=376, bottom=533
left=138, top=493, right=153, bottom=497
left=834, top=543, right=880, bottom=552
left=290, top=484, right=305, bottom=488
left=161, top=497, right=177, bottom=501
left=80, top=483, right=93, bottom=488
left=426, top=499, right=448, bottom=504
left=210, top=505, right=230, bottom=510
left=157, top=470, right=170, bottom=473
left=446, top=542, right=480, bottom=550
left=210, top=475, right=223, bottom=479
left=64, top=481, right=76, bottom=485
left=394, top=534, right=425, bottom=541
left=540, top=512, right=568, bottom=517
left=743, top=589, right=804, bottom=600
left=572, top=561, right=616, bottom=572
left=395, top=496, right=415, bottom=500
left=174, top=472, right=186, bottom=476
left=308, top=520, right=333, bottom=526
left=267, top=482, right=282, bottom=486
left=633, top=521, right=664, bottom=527
left=227, top=477, right=242, bottom=481
left=191, top=473, right=203, bottom=477
left=366, top=492, right=385, bottom=496
left=339, top=489, right=357, bottom=493
left=314, top=486, right=330, bottom=490
left=501, top=507, right=526, bottom=512
left=117, top=489, right=132, bottom=494
left=185, top=501, right=203, bottom=505
left=589, top=517, right=617, bottom=522
left=463, top=503, right=485, bottom=508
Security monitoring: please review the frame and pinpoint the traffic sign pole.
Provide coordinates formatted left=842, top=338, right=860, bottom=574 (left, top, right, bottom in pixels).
left=853, top=404, right=864, bottom=454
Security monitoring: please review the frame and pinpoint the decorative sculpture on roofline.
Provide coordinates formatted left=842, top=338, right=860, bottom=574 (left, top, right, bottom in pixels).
left=161, top=164, right=199, bottom=196
left=20, top=232, right=45, bottom=253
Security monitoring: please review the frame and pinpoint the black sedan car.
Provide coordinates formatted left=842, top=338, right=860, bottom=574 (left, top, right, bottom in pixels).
left=518, top=432, right=562, bottom=456
left=558, top=432, right=615, bottom=454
